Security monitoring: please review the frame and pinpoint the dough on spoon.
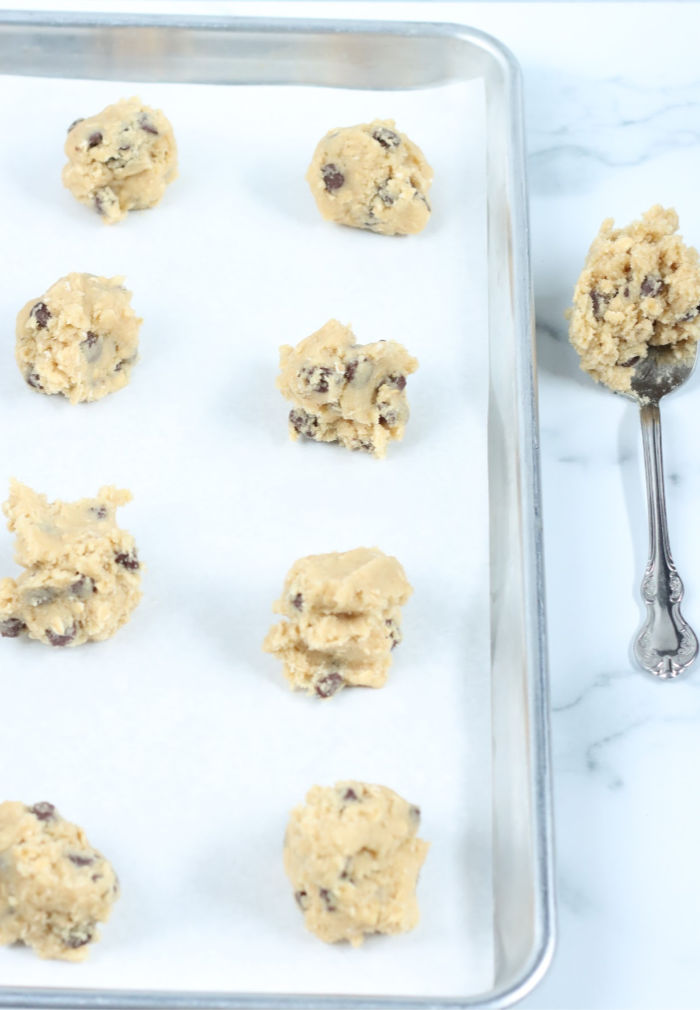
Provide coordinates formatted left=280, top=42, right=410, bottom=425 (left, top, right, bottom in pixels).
left=569, top=205, right=700, bottom=392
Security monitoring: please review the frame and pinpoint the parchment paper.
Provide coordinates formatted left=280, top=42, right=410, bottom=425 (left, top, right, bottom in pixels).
left=0, top=73, right=492, bottom=998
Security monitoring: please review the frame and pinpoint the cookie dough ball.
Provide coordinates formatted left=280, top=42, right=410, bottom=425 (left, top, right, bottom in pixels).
left=569, top=205, right=700, bottom=392
left=284, top=781, right=429, bottom=946
left=263, top=547, right=412, bottom=698
left=62, top=96, right=177, bottom=224
left=0, top=801, right=119, bottom=960
left=277, top=319, right=418, bottom=458
left=16, top=273, right=141, bottom=403
left=306, top=119, right=433, bottom=235
left=0, top=480, right=142, bottom=647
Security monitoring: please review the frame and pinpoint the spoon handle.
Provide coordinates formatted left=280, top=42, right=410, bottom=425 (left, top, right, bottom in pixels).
left=634, top=402, right=698, bottom=678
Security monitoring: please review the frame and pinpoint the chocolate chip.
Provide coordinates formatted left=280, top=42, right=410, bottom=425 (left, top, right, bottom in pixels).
left=342, top=788, right=359, bottom=802
left=81, top=331, right=102, bottom=363
left=590, top=290, right=607, bottom=320
left=385, top=618, right=401, bottom=649
left=641, top=275, right=663, bottom=297
left=314, top=368, right=331, bottom=393
left=294, top=890, right=308, bottom=911
left=94, top=187, right=117, bottom=217
left=357, top=440, right=374, bottom=453
left=378, top=407, right=398, bottom=428
left=25, top=371, right=43, bottom=390
left=292, top=593, right=303, bottom=611
left=376, top=183, right=395, bottom=207
left=413, top=189, right=431, bottom=212
left=115, top=550, right=140, bottom=571
left=300, top=365, right=332, bottom=394
left=289, top=408, right=319, bottom=438
left=91, top=873, right=103, bottom=882
left=29, top=802, right=56, bottom=821
left=0, top=617, right=25, bottom=638
left=409, top=805, right=421, bottom=822
left=138, top=114, right=159, bottom=135
left=70, top=576, right=95, bottom=598
left=319, top=888, right=337, bottom=912
left=64, top=927, right=93, bottom=949
left=118, top=144, right=131, bottom=152
left=321, top=163, right=345, bottom=192
left=89, top=505, right=107, bottom=520
left=45, top=626, right=76, bottom=647
left=339, top=857, right=353, bottom=880
left=623, top=286, right=630, bottom=298
left=315, top=672, right=344, bottom=698
left=87, top=131, right=103, bottom=149
left=68, top=854, right=95, bottom=867
left=26, top=587, right=58, bottom=607
left=620, top=356, right=640, bottom=368
left=680, top=304, right=700, bottom=322
left=30, top=302, right=51, bottom=329
left=67, top=117, right=84, bottom=133
left=372, top=127, right=401, bottom=148
left=386, top=373, right=407, bottom=391
left=344, top=360, right=358, bottom=383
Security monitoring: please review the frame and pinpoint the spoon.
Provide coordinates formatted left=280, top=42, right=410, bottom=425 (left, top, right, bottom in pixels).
left=624, top=343, right=698, bottom=678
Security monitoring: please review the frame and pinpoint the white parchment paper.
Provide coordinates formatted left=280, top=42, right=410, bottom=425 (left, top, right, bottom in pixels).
left=0, top=73, right=492, bottom=998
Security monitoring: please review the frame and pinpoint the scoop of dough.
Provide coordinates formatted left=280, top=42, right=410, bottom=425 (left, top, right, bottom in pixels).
left=306, top=119, right=433, bottom=235
left=62, top=96, right=177, bottom=223
left=569, top=205, right=700, bottom=392
left=0, top=801, right=119, bottom=961
left=277, top=319, right=418, bottom=458
left=0, top=480, right=142, bottom=647
left=16, top=273, right=141, bottom=403
left=263, top=547, right=412, bottom=698
left=284, top=781, right=429, bottom=946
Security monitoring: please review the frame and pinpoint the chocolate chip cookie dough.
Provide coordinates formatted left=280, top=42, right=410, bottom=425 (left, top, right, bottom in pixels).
left=0, top=801, right=119, bottom=960
left=16, top=273, right=141, bottom=403
left=0, top=481, right=142, bottom=647
left=284, top=781, right=429, bottom=946
left=277, top=320, right=418, bottom=457
left=263, top=547, right=412, bottom=699
left=63, top=96, right=177, bottom=223
left=569, top=205, right=700, bottom=392
left=307, top=119, right=433, bottom=235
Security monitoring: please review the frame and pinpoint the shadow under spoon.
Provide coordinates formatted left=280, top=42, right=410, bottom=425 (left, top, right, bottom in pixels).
left=622, top=343, right=699, bottom=679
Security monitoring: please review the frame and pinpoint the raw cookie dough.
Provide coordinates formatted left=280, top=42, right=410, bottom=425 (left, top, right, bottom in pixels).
left=0, top=801, right=119, bottom=961
left=0, top=480, right=142, bottom=647
left=277, top=319, right=418, bottom=458
left=284, top=781, right=429, bottom=946
left=569, top=205, right=700, bottom=392
left=16, top=273, right=141, bottom=403
left=62, top=96, right=177, bottom=224
left=306, top=119, right=433, bottom=235
left=263, top=547, right=412, bottom=698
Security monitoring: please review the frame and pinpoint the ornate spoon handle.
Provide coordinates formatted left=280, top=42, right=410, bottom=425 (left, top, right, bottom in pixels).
left=634, top=402, right=698, bottom=678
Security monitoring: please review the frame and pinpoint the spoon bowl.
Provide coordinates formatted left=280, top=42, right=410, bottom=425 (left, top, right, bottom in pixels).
left=626, top=342, right=697, bottom=407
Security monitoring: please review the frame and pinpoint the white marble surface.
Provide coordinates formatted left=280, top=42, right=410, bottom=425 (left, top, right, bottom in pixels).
left=7, top=1, right=700, bottom=1007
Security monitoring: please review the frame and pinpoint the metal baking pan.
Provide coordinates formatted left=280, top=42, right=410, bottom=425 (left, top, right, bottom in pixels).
left=0, top=11, right=554, bottom=1009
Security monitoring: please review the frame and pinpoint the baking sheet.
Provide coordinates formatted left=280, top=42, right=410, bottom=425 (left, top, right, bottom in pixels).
left=0, top=74, right=491, bottom=998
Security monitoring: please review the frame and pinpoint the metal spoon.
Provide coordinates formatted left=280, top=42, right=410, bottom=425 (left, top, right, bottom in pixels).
left=623, top=343, right=698, bottom=678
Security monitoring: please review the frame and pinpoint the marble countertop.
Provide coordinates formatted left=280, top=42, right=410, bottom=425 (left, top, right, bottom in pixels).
left=8, top=2, right=700, bottom=1007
